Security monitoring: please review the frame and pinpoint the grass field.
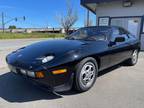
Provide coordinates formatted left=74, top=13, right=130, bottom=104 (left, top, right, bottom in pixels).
left=0, top=32, right=65, bottom=39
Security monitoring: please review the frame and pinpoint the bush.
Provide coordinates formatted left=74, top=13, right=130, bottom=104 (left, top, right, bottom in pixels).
left=0, top=33, right=65, bottom=39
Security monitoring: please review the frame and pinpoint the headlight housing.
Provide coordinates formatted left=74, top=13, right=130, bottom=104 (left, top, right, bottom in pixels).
left=27, top=71, right=35, bottom=78
left=37, top=56, right=54, bottom=64
left=20, top=69, right=35, bottom=78
left=8, top=65, right=17, bottom=73
left=42, top=56, right=54, bottom=63
left=21, top=69, right=27, bottom=75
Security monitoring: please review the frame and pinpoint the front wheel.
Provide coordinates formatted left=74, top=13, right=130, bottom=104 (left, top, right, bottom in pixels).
left=74, top=57, right=98, bottom=92
left=126, top=50, right=139, bottom=66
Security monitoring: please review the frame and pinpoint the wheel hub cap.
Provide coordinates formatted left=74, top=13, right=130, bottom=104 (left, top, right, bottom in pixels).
left=80, top=62, right=96, bottom=88
left=132, top=50, right=138, bottom=64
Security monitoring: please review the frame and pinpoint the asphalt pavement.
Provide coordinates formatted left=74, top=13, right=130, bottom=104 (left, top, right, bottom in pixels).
left=0, top=39, right=144, bottom=108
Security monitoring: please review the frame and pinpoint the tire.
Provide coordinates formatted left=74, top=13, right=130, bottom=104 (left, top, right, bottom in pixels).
left=74, top=57, right=98, bottom=92
left=126, top=50, right=139, bottom=66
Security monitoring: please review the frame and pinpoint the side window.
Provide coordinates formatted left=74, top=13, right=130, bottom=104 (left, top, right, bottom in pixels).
left=119, top=28, right=124, bottom=35
left=111, top=28, right=120, bottom=42
left=112, top=28, right=120, bottom=35
left=119, top=28, right=130, bottom=40
left=111, top=28, right=129, bottom=44
left=95, top=33, right=107, bottom=41
left=87, top=28, right=108, bottom=41
left=119, top=28, right=128, bottom=35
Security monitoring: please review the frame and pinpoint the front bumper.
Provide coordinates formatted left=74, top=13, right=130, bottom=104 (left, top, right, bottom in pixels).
left=8, top=64, right=74, bottom=92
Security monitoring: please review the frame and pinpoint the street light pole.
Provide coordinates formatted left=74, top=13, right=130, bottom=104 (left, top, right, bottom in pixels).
left=1, top=12, right=26, bottom=33
left=2, top=12, right=5, bottom=33
left=87, top=10, right=90, bottom=27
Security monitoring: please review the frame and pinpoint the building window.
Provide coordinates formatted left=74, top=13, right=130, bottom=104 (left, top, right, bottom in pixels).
left=98, top=17, right=110, bottom=26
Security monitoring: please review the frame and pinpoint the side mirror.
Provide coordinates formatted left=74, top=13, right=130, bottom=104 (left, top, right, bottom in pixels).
left=108, top=37, right=125, bottom=47
left=115, top=37, right=125, bottom=43
left=108, top=41, right=116, bottom=47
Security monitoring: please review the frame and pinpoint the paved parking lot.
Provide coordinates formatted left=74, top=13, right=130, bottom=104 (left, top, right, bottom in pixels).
left=0, top=39, right=144, bottom=108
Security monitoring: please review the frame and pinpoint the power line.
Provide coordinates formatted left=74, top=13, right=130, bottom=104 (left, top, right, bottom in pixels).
left=1, top=12, right=26, bottom=33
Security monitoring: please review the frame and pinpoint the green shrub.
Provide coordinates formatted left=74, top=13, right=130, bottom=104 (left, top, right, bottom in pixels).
left=0, top=33, right=65, bottom=39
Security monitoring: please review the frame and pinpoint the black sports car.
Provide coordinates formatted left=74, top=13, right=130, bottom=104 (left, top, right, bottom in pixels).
left=6, top=26, right=140, bottom=92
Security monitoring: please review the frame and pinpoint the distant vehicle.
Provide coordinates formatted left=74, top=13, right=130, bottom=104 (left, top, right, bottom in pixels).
left=6, top=26, right=140, bottom=92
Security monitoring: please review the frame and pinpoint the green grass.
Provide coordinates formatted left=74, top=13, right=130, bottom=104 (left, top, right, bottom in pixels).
left=0, top=32, right=65, bottom=39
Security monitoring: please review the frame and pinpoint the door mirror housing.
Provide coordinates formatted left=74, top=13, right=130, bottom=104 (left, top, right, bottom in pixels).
left=108, top=36, right=125, bottom=47
left=114, top=37, right=125, bottom=43
left=108, top=41, right=116, bottom=47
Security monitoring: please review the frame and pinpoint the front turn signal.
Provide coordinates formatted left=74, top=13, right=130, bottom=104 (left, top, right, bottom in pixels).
left=52, top=69, right=67, bottom=75
left=35, top=71, right=45, bottom=78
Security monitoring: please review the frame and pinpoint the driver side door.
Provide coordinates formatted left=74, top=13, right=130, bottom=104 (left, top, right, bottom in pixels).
left=109, top=27, right=129, bottom=66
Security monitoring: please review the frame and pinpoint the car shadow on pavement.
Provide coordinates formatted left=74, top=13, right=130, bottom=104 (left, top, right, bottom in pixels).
left=0, top=65, right=122, bottom=103
left=98, top=64, right=121, bottom=77
left=59, top=64, right=122, bottom=96
left=0, top=72, right=62, bottom=103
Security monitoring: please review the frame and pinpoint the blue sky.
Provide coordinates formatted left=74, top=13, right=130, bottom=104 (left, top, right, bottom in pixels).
left=0, top=0, right=96, bottom=28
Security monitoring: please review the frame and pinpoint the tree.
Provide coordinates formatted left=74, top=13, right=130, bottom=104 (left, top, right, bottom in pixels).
left=56, top=0, right=78, bottom=34
left=9, top=25, right=16, bottom=29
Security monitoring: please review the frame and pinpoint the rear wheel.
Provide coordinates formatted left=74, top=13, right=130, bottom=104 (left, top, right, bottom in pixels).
left=74, top=57, right=98, bottom=92
left=126, top=50, right=139, bottom=66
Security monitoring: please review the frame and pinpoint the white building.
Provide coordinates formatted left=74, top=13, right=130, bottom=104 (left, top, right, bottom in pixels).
left=81, top=0, right=144, bottom=50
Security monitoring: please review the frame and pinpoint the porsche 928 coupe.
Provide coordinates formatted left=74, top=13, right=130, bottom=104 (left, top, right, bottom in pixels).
left=6, top=26, right=140, bottom=92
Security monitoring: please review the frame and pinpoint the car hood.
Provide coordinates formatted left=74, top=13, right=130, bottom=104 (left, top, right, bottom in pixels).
left=7, top=39, right=87, bottom=66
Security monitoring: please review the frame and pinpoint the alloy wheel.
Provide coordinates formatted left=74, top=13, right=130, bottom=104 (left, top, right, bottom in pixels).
left=132, top=50, right=138, bottom=64
left=80, top=62, right=96, bottom=88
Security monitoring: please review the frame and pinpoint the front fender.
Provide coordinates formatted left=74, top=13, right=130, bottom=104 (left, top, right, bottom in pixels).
left=41, top=49, right=83, bottom=70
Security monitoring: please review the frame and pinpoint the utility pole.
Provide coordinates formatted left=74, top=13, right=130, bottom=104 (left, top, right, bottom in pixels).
left=1, top=12, right=26, bottom=33
left=2, top=12, right=5, bottom=33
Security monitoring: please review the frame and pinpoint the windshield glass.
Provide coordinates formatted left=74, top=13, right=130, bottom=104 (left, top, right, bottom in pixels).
left=66, top=27, right=110, bottom=41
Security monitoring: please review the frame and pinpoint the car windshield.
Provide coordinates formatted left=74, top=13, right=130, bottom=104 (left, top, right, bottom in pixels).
left=66, top=27, right=110, bottom=41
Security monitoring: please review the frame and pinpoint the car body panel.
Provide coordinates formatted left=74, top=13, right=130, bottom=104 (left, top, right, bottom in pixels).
left=6, top=26, right=140, bottom=92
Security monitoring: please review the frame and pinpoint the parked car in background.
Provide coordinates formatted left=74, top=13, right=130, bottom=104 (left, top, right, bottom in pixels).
left=6, top=26, right=140, bottom=92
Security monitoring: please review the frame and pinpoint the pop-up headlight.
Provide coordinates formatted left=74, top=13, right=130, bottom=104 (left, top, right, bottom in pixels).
left=42, top=56, right=54, bottom=63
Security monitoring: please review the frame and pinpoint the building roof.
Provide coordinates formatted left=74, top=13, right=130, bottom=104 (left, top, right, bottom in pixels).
left=81, top=0, right=123, bottom=13
left=81, top=0, right=122, bottom=4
